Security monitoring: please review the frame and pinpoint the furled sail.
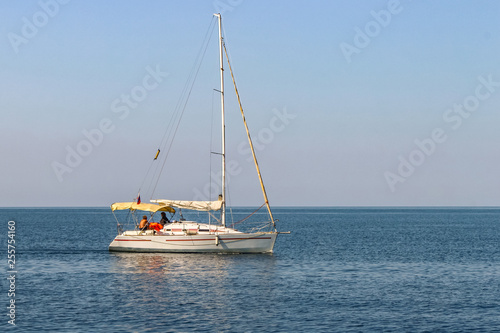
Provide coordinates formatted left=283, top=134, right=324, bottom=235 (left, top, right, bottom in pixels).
left=151, top=199, right=223, bottom=212
left=111, top=202, right=175, bottom=213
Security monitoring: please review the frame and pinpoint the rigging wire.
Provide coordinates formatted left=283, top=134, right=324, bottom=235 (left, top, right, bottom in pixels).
left=228, top=202, right=266, bottom=229
left=136, top=149, right=160, bottom=201
left=138, top=17, right=218, bottom=201
left=158, top=18, right=217, bottom=151
left=222, top=40, right=276, bottom=228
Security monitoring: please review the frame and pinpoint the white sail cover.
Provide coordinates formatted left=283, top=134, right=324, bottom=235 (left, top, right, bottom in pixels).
left=151, top=199, right=222, bottom=212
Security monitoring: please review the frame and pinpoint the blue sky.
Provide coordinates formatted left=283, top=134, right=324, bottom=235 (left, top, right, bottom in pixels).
left=1, top=0, right=499, bottom=207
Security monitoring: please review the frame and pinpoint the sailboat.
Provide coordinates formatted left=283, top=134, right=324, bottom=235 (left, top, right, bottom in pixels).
left=108, top=14, right=285, bottom=253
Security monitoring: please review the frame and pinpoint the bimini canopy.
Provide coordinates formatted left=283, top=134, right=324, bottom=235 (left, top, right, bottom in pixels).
left=111, top=202, right=175, bottom=214
left=151, top=199, right=222, bottom=212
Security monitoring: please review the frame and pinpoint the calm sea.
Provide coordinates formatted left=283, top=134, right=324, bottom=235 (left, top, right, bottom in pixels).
left=1, top=207, right=499, bottom=332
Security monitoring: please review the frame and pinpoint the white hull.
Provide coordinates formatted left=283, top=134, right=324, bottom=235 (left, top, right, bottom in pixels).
left=109, top=225, right=277, bottom=253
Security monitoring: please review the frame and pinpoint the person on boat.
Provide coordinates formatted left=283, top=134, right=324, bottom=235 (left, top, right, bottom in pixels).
left=159, top=212, right=170, bottom=226
left=148, top=222, right=162, bottom=232
left=139, top=215, right=149, bottom=231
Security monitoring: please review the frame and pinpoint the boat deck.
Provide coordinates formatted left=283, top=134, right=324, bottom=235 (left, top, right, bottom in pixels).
left=122, top=221, right=241, bottom=236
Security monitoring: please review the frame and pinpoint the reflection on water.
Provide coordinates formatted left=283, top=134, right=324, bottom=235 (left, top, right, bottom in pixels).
left=109, top=252, right=237, bottom=278
left=103, top=252, right=279, bottom=332
left=108, top=252, right=278, bottom=302
left=109, top=252, right=276, bottom=278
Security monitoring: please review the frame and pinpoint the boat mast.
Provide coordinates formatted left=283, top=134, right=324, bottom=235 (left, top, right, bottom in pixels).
left=215, top=13, right=226, bottom=227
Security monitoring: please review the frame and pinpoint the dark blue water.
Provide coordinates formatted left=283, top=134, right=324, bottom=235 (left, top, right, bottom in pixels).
left=1, top=207, right=499, bottom=332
